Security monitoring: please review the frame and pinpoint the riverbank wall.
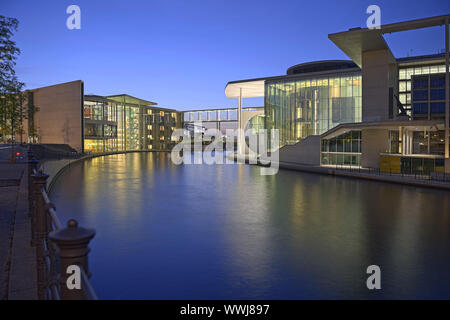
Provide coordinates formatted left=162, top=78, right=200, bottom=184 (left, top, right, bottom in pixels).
left=229, top=153, right=450, bottom=190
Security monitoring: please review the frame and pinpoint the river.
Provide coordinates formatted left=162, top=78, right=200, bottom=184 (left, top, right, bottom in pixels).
left=50, top=152, right=450, bottom=299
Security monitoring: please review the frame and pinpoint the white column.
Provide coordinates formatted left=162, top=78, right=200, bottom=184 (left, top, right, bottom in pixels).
left=401, top=127, right=405, bottom=154
left=237, top=88, right=244, bottom=155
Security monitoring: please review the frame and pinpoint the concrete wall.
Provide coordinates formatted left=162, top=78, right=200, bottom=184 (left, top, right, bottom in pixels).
left=279, top=135, right=321, bottom=166
left=361, top=129, right=389, bottom=168
left=31, top=81, right=83, bottom=152
left=362, top=50, right=397, bottom=122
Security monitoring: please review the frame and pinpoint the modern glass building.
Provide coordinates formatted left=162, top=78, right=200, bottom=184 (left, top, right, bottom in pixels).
left=226, top=61, right=362, bottom=150
left=398, top=55, right=447, bottom=116
left=226, top=14, right=450, bottom=173
left=83, top=95, right=119, bottom=153
left=265, top=61, right=361, bottom=147
left=320, top=130, right=362, bottom=167
left=83, top=94, right=181, bottom=153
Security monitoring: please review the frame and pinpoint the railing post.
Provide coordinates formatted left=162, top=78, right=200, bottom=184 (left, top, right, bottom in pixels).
left=49, top=219, right=96, bottom=300
left=28, top=159, right=39, bottom=242
left=32, top=172, right=49, bottom=299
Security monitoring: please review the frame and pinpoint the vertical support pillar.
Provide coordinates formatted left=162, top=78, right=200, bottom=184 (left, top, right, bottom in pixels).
left=28, top=158, right=38, bottom=242
left=400, top=127, right=405, bottom=155
left=445, top=17, right=450, bottom=172
left=237, top=88, right=244, bottom=155
left=32, top=173, right=49, bottom=299
left=49, top=219, right=96, bottom=300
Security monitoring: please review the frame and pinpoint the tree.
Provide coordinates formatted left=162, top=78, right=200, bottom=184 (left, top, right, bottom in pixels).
left=0, top=15, right=25, bottom=145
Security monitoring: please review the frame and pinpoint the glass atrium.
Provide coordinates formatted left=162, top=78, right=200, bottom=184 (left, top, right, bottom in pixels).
left=265, top=72, right=362, bottom=148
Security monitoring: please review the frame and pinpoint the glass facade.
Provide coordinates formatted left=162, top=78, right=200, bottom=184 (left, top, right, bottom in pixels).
left=320, top=130, right=362, bottom=167
left=84, top=96, right=179, bottom=153
left=182, top=108, right=260, bottom=137
left=411, top=73, right=447, bottom=119
left=83, top=99, right=118, bottom=153
left=245, top=115, right=265, bottom=134
left=265, top=72, right=362, bottom=149
left=412, top=130, right=445, bottom=155
left=143, top=109, right=178, bottom=150
left=388, top=130, right=401, bottom=154
left=398, top=63, right=446, bottom=117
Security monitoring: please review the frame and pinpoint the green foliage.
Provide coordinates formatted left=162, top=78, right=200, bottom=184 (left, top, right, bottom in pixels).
left=0, top=15, right=27, bottom=143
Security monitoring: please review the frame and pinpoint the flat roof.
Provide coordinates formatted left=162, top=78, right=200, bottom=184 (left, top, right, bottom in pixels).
left=84, top=95, right=119, bottom=104
left=286, top=60, right=357, bottom=75
left=397, top=53, right=446, bottom=67
left=107, top=94, right=157, bottom=106
left=328, top=14, right=450, bottom=67
left=225, top=67, right=360, bottom=99
left=26, top=80, right=83, bottom=92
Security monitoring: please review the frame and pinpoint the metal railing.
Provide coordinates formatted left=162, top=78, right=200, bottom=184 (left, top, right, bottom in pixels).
left=329, top=164, right=450, bottom=183
left=28, top=150, right=97, bottom=300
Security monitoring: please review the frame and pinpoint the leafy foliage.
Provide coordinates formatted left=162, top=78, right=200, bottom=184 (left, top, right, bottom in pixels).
left=0, top=15, right=28, bottom=143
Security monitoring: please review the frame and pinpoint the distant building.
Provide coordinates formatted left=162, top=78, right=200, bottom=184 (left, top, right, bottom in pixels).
left=23, top=81, right=182, bottom=153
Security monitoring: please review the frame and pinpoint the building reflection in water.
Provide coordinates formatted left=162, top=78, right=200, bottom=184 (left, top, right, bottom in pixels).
left=50, top=152, right=450, bottom=299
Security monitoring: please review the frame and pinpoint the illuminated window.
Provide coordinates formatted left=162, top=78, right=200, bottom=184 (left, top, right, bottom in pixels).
left=160, top=126, right=164, bottom=131
left=160, top=111, right=165, bottom=116
left=147, top=135, right=153, bottom=139
left=160, top=136, right=164, bottom=141
left=147, top=125, right=152, bottom=130
left=147, top=109, right=152, bottom=115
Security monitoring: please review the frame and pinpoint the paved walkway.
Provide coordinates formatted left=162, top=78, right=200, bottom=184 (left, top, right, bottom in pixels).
left=0, top=163, right=37, bottom=300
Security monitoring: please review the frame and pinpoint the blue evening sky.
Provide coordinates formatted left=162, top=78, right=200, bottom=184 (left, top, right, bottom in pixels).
left=2, top=0, right=450, bottom=110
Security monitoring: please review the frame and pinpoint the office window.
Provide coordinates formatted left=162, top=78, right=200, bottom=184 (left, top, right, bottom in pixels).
left=320, top=130, right=361, bottom=166
left=413, top=103, right=428, bottom=114
left=430, top=76, right=445, bottom=87
left=413, top=78, right=428, bottom=89
left=413, top=90, right=428, bottom=101
left=430, top=89, right=445, bottom=100
left=431, top=102, right=445, bottom=114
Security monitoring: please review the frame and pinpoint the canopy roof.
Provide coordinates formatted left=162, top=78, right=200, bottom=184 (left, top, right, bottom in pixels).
left=328, top=14, right=450, bottom=67
left=107, top=94, right=157, bottom=106
left=225, top=78, right=273, bottom=99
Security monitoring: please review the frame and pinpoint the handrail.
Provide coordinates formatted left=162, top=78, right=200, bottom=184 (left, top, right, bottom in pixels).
left=80, top=267, right=99, bottom=300
left=40, top=188, right=63, bottom=230
left=29, top=149, right=97, bottom=300
left=330, top=164, right=450, bottom=183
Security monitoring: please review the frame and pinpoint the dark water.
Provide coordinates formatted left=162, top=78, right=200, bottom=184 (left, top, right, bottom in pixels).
left=50, top=152, right=450, bottom=299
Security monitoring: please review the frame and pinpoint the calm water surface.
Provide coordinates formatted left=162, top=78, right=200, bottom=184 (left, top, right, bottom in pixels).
left=50, top=152, right=450, bottom=299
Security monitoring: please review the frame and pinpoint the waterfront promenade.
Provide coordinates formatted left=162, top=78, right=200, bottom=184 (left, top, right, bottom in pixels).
left=0, top=163, right=37, bottom=300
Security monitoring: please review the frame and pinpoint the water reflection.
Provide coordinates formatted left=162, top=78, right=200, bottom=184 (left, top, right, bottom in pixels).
left=50, top=152, right=450, bottom=299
